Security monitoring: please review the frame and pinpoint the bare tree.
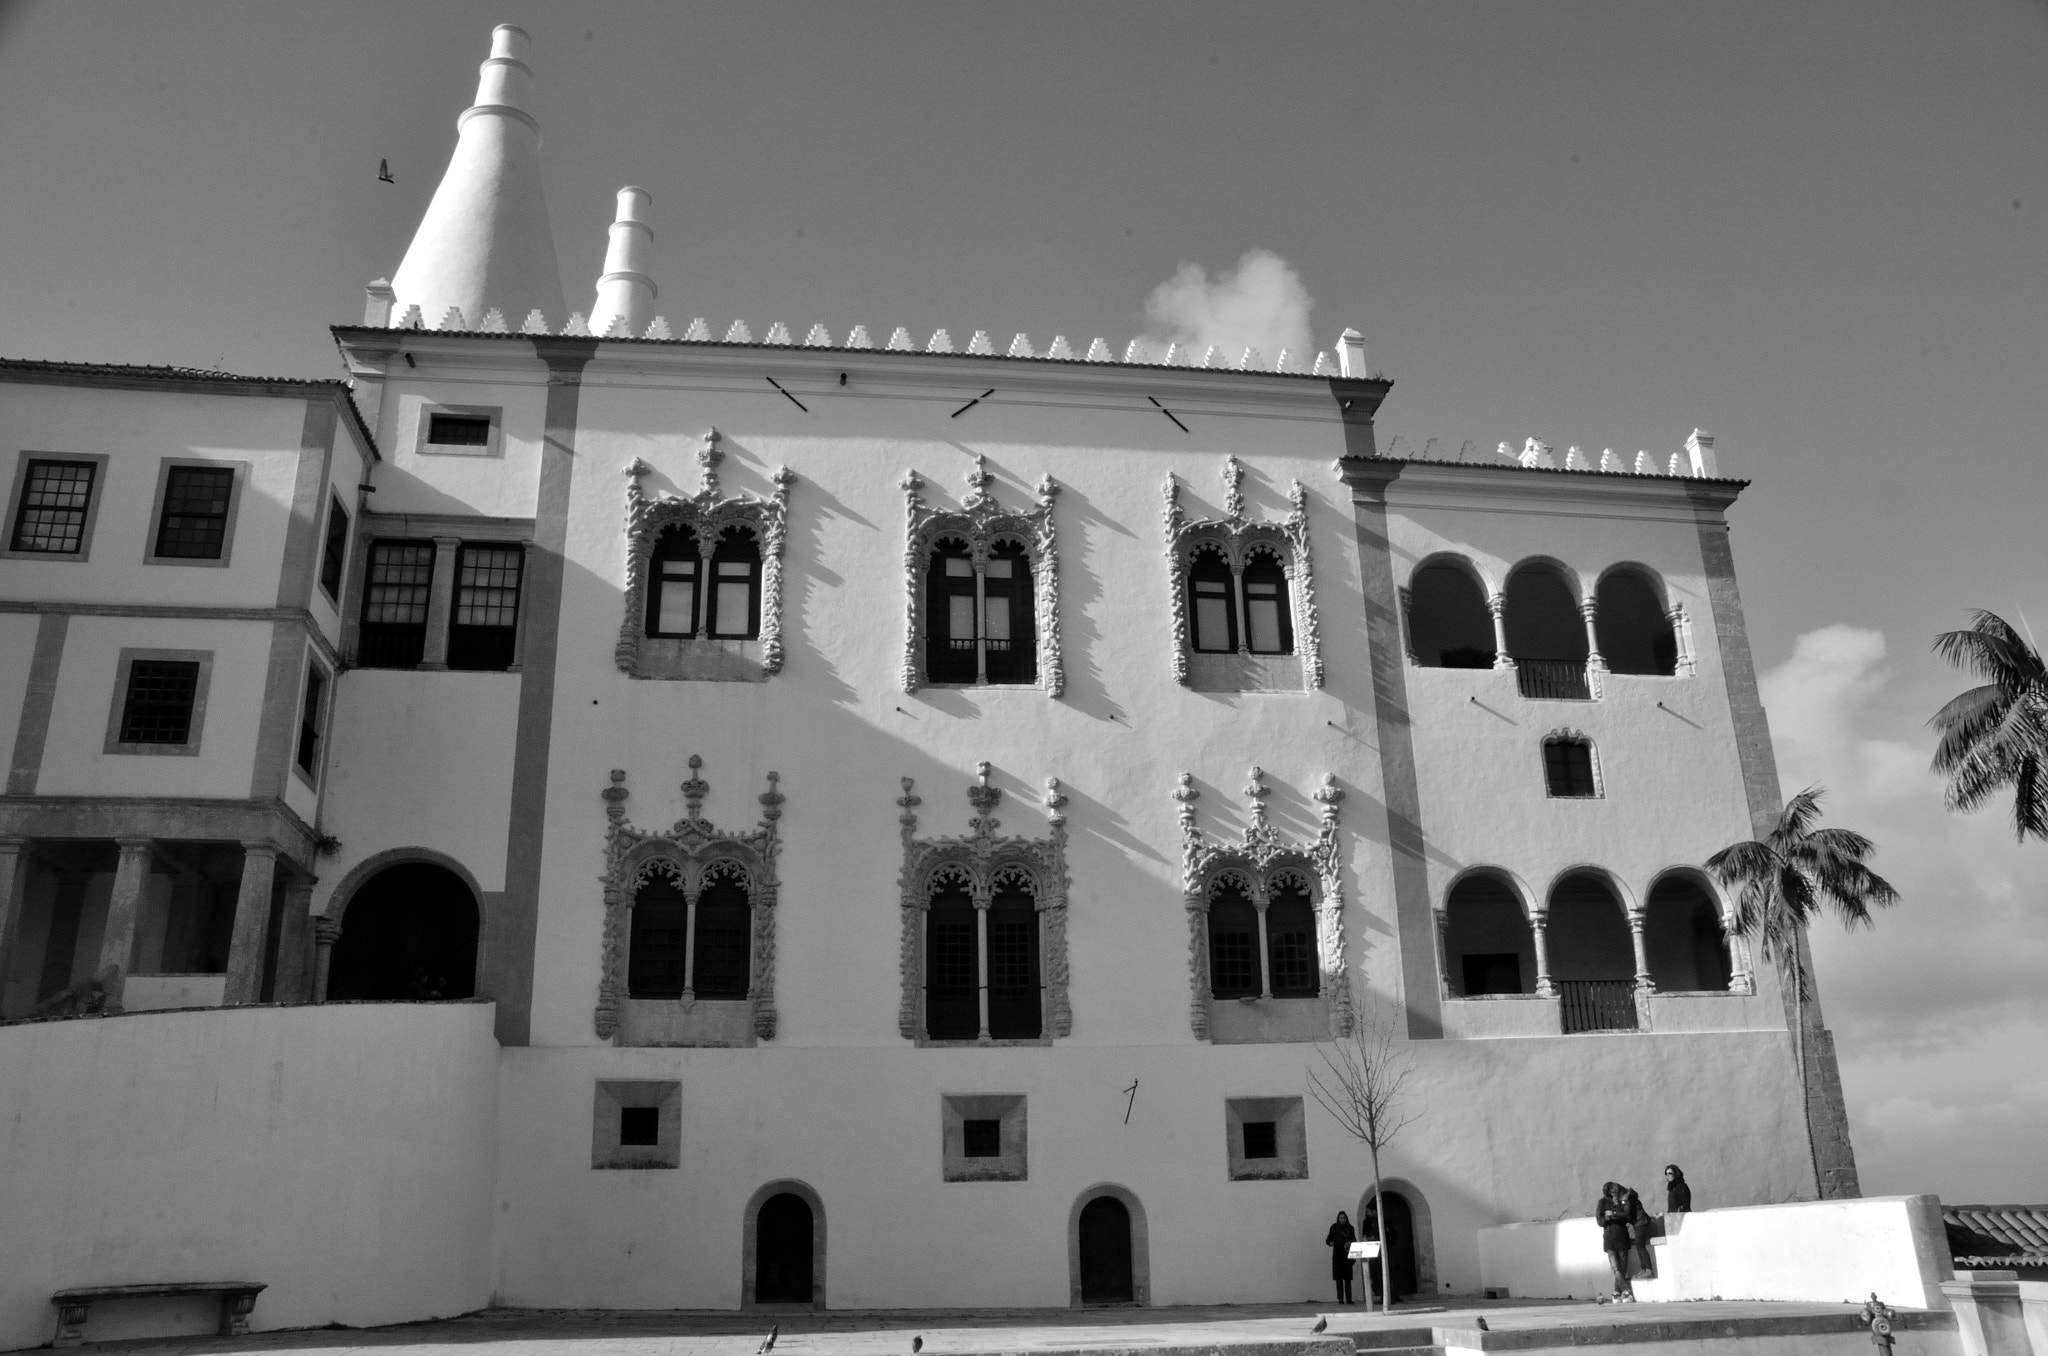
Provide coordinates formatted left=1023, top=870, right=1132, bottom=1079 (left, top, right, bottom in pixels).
left=1307, top=1010, right=1419, bottom=1314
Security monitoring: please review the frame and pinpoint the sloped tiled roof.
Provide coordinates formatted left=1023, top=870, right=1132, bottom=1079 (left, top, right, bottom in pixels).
left=1944, top=1204, right=2048, bottom=1265
left=0, top=358, right=378, bottom=458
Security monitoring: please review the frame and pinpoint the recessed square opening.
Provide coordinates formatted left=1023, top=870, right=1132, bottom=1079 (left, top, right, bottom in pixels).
left=1242, top=1120, right=1278, bottom=1159
left=619, top=1105, right=660, bottom=1146
left=962, top=1118, right=1002, bottom=1158
left=427, top=413, right=492, bottom=446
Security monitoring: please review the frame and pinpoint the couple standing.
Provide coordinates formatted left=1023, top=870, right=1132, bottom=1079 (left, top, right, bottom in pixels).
left=1599, top=1166, right=1691, bottom=1302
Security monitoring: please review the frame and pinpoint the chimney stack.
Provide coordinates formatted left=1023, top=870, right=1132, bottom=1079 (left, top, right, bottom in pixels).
left=589, top=188, right=657, bottom=339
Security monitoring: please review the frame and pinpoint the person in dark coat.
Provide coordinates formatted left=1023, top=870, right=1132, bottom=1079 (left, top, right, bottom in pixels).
left=1360, top=1199, right=1384, bottom=1305
left=1621, top=1184, right=1656, bottom=1278
left=1324, top=1211, right=1357, bottom=1304
left=1596, top=1182, right=1635, bottom=1302
left=1665, top=1165, right=1692, bottom=1214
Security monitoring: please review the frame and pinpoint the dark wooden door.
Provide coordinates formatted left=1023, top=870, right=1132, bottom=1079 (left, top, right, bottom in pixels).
left=1078, top=1196, right=1133, bottom=1302
left=755, top=1193, right=813, bottom=1304
left=1382, top=1192, right=1417, bottom=1298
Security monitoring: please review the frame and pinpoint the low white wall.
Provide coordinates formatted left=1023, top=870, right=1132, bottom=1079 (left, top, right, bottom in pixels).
left=1479, top=1195, right=1954, bottom=1309
left=0, top=1002, right=499, bottom=1352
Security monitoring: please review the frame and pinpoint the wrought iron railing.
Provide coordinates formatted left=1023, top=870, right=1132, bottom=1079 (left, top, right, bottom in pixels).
left=1558, top=979, right=1639, bottom=1033
left=1515, top=657, right=1591, bottom=700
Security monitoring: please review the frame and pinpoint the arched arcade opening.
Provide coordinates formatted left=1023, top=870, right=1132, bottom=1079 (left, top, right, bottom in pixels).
left=326, top=861, right=479, bottom=1002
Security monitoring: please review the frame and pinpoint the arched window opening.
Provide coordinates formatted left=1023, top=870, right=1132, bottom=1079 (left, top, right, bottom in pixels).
left=645, top=525, right=701, bottom=638
left=987, top=868, right=1042, bottom=1039
left=926, top=538, right=978, bottom=684
left=1207, top=875, right=1260, bottom=999
left=707, top=526, right=763, bottom=640
left=924, top=869, right=979, bottom=1040
left=1542, top=735, right=1599, bottom=797
left=1644, top=875, right=1732, bottom=992
left=1596, top=570, right=1677, bottom=676
left=1242, top=549, right=1294, bottom=655
left=1188, top=547, right=1237, bottom=653
left=754, top=1192, right=815, bottom=1305
left=1547, top=871, right=1638, bottom=1031
left=983, top=539, right=1037, bottom=684
left=1441, top=874, right=1534, bottom=996
left=1505, top=563, right=1589, bottom=698
left=1407, top=561, right=1495, bottom=668
left=627, top=870, right=688, bottom=999
left=1077, top=1196, right=1135, bottom=1304
left=1266, top=873, right=1319, bottom=997
left=328, top=861, right=479, bottom=1002
left=693, top=863, right=752, bottom=999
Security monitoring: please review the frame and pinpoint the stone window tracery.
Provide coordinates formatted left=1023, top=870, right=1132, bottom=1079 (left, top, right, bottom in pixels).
left=598, top=757, right=785, bottom=1046
left=618, top=429, right=793, bottom=682
left=897, top=763, right=1071, bottom=1044
left=1176, top=768, right=1351, bottom=1042
left=902, top=456, right=1062, bottom=695
left=1163, top=457, right=1322, bottom=692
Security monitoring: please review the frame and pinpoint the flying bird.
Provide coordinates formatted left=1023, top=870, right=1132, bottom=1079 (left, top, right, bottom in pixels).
left=758, top=1325, right=778, bottom=1354
left=1310, top=1317, right=1327, bottom=1334
left=377, top=159, right=394, bottom=183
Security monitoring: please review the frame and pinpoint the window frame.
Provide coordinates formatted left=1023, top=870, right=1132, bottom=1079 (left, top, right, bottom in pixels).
left=102, top=648, right=214, bottom=757
left=645, top=524, right=704, bottom=639
left=411, top=401, right=504, bottom=459
left=319, top=493, right=351, bottom=602
left=1541, top=733, right=1602, bottom=799
left=447, top=540, right=525, bottom=672
left=3, top=452, right=111, bottom=562
left=357, top=537, right=437, bottom=670
left=1188, top=547, right=1240, bottom=654
left=144, top=458, right=248, bottom=567
left=293, top=657, right=331, bottom=788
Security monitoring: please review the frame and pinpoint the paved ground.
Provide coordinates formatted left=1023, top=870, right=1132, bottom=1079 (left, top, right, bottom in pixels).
left=37, top=1297, right=1918, bottom=1356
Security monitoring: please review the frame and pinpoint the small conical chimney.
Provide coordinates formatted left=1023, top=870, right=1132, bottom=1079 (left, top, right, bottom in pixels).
left=387, top=25, right=566, bottom=329
left=589, top=188, right=657, bottom=338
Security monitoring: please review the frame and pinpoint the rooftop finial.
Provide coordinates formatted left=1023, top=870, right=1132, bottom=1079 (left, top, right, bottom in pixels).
left=589, top=187, right=656, bottom=340
left=386, top=25, right=566, bottom=333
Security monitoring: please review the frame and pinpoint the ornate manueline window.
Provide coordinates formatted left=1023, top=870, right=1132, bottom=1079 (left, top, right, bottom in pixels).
left=1541, top=729, right=1602, bottom=798
left=597, top=757, right=785, bottom=1046
left=618, top=429, right=792, bottom=682
left=902, top=456, right=1062, bottom=695
left=897, top=763, right=1071, bottom=1044
left=1163, top=457, right=1322, bottom=692
left=1176, top=767, right=1350, bottom=1043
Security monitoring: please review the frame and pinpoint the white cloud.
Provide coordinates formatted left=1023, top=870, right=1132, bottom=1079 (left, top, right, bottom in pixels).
left=1143, top=249, right=1314, bottom=363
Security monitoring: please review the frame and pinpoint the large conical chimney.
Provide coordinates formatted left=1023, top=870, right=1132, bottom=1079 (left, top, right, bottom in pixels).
left=388, top=25, right=566, bottom=328
left=589, top=187, right=657, bottom=338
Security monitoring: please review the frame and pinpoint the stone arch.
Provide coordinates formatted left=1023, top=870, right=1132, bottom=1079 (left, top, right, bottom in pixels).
left=1503, top=557, right=1587, bottom=666
left=1404, top=553, right=1495, bottom=668
left=1357, top=1177, right=1438, bottom=1300
left=742, top=1179, right=826, bottom=1310
left=1068, top=1183, right=1150, bottom=1307
left=1643, top=868, right=1735, bottom=992
left=324, top=850, right=484, bottom=1001
left=1595, top=564, right=1678, bottom=676
left=1544, top=867, right=1635, bottom=982
left=1440, top=868, right=1536, bottom=996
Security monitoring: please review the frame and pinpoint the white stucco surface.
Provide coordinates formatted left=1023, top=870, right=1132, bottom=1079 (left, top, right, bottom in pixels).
left=0, top=611, right=41, bottom=774
left=0, top=1002, right=498, bottom=1351
left=1478, top=1194, right=1955, bottom=1309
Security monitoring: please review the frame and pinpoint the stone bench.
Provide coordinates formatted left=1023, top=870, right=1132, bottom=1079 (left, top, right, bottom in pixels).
left=51, top=1282, right=265, bottom=1347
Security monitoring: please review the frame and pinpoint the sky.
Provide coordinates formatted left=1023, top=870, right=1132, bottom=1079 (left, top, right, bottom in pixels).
left=0, top=0, right=2043, bottom=1201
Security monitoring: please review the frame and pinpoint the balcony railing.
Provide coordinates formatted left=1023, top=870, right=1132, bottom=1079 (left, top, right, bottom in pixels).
left=1515, top=657, right=1591, bottom=700
left=1558, top=979, right=1640, bottom=1033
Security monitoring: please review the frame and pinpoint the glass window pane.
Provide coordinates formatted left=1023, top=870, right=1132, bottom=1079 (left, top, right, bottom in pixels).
left=949, top=594, right=976, bottom=640
left=11, top=460, right=95, bottom=553
left=715, top=581, right=751, bottom=635
left=985, top=558, right=1012, bottom=579
left=718, top=561, right=748, bottom=577
left=1195, top=597, right=1232, bottom=651
left=946, top=557, right=973, bottom=577
left=1247, top=599, right=1283, bottom=653
left=155, top=466, right=235, bottom=559
left=658, top=580, right=695, bottom=634
left=983, top=595, right=1011, bottom=641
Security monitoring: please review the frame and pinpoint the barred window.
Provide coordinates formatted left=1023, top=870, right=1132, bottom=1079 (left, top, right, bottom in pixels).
left=10, top=459, right=96, bottom=554
left=320, top=496, right=350, bottom=600
left=120, top=661, right=201, bottom=745
left=1266, top=877, right=1319, bottom=997
left=1208, top=877, right=1260, bottom=999
left=427, top=413, right=491, bottom=446
left=627, top=875, right=688, bottom=999
left=692, top=868, right=752, bottom=999
left=987, top=872, right=1041, bottom=1040
left=925, top=537, right=1036, bottom=685
left=153, top=465, right=235, bottom=559
left=359, top=539, right=434, bottom=669
left=1543, top=736, right=1599, bottom=797
left=925, top=873, right=979, bottom=1040
left=448, top=542, right=523, bottom=671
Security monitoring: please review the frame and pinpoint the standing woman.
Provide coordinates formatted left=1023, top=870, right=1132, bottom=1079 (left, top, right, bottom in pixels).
left=1324, top=1210, right=1357, bottom=1305
left=1665, top=1165, right=1692, bottom=1214
left=1596, top=1182, right=1635, bottom=1302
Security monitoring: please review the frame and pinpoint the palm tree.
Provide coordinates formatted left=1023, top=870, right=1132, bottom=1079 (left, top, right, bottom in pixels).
left=1930, top=610, right=2048, bottom=840
left=1706, top=787, right=1898, bottom=1198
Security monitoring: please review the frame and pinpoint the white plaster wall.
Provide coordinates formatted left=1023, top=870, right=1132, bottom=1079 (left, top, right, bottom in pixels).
left=366, top=373, right=549, bottom=520
left=0, top=612, right=41, bottom=775
left=0, top=1002, right=498, bottom=1351
left=0, top=386, right=309, bottom=607
left=306, top=423, right=375, bottom=645
left=33, top=616, right=275, bottom=799
left=1478, top=1194, right=1954, bottom=1309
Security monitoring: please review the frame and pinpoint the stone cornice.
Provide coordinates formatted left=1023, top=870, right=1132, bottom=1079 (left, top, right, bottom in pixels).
left=1339, top=456, right=1749, bottom=518
left=0, top=795, right=320, bottom=866
left=0, top=601, right=340, bottom=666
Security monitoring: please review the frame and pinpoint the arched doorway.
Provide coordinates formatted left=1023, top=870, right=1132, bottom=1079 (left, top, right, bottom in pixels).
left=743, top=1180, right=825, bottom=1310
left=1068, top=1186, right=1149, bottom=1307
left=1358, top=1181, right=1437, bottom=1300
left=327, top=861, right=479, bottom=1001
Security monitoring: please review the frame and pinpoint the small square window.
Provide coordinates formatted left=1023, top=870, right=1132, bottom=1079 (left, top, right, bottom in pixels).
left=619, top=1106, right=660, bottom=1146
left=962, top=1119, right=1002, bottom=1158
left=1226, top=1097, right=1307, bottom=1181
left=942, top=1094, right=1026, bottom=1182
left=121, top=661, right=201, bottom=744
left=1242, top=1120, right=1278, bottom=1160
left=153, top=465, right=236, bottom=559
left=427, top=414, right=492, bottom=446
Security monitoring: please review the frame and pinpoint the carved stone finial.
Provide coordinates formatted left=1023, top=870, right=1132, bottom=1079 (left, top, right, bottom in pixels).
left=682, top=754, right=709, bottom=822
left=897, top=776, right=921, bottom=831
left=1036, top=473, right=1059, bottom=504
left=602, top=769, right=630, bottom=824
left=1244, top=766, right=1271, bottom=828
left=966, top=761, right=1002, bottom=836
left=698, top=429, right=724, bottom=495
left=964, top=453, right=993, bottom=505
left=1222, top=455, right=1246, bottom=520
left=759, top=770, right=784, bottom=827
left=1315, top=774, right=1345, bottom=824
left=625, top=458, right=652, bottom=481
left=901, top=468, right=924, bottom=497
left=1043, top=777, right=1068, bottom=827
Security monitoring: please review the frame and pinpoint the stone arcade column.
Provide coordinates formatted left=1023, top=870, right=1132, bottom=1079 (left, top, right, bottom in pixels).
left=1529, top=907, right=1556, bottom=997
left=419, top=535, right=464, bottom=670
left=1579, top=598, right=1605, bottom=672
left=973, top=882, right=992, bottom=1042
left=0, top=837, right=27, bottom=981
left=1488, top=594, right=1513, bottom=670
left=223, top=843, right=279, bottom=1004
left=1628, top=910, right=1654, bottom=992
left=95, top=838, right=156, bottom=1002
left=1432, top=906, right=1452, bottom=997
left=311, top=915, right=341, bottom=1002
left=272, top=876, right=317, bottom=1003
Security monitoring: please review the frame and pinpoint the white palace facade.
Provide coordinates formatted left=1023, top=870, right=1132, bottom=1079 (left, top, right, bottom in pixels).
left=0, top=25, right=1861, bottom=1341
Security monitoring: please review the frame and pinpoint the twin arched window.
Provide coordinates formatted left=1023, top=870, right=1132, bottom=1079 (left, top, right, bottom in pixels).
left=926, top=537, right=1037, bottom=685
left=1207, top=869, right=1319, bottom=1000
left=647, top=524, right=762, bottom=641
left=627, top=860, right=752, bottom=1000
left=925, top=864, right=1042, bottom=1040
left=1189, top=544, right=1294, bottom=656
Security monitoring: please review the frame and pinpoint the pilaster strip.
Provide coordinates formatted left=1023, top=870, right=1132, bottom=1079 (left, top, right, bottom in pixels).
left=7, top=614, right=69, bottom=794
left=247, top=621, right=310, bottom=801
